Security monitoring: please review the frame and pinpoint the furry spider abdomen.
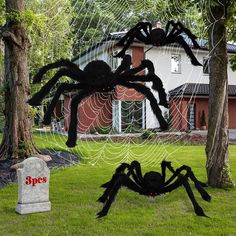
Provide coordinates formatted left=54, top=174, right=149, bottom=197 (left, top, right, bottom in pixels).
left=143, top=171, right=163, bottom=191
left=150, top=28, right=166, bottom=46
left=83, top=60, right=114, bottom=92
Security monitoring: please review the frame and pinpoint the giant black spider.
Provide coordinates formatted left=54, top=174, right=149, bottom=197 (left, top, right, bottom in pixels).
left=97, top=160, right=211, bottom=218
left=28, top=55, right=168, bottom=147
left=114, top=20, right=202, bottom=66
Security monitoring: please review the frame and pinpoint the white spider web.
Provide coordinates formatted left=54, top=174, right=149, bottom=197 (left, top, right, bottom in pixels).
left=32, top=0, right=228, bottom=168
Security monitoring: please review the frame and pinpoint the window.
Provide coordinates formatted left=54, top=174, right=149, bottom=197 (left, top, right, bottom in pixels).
left=121, top=101, right=143, bottom=132
left=187, top=103, right=195, bottom=130
left=112, top=100, right=121, bottom=132
left=171, top=54, right=181, bottom=73
left=203, top=57, right=209, bottom=74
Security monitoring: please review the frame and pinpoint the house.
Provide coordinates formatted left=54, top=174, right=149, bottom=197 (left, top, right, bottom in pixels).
left=62, top=30, right=236, bottom=133
left=169, top=83, right=236, bottom=130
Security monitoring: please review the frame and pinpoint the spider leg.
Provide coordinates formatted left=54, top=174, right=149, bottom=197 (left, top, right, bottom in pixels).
left=114, top=22, right=152, bottom=58
left=120, top=71, right=168, bottom=107
left=114, top=54, right=162, bottom=77
left=42, top=83, right=85, bottom=125
left=117, top=59, right=148, bottom=77
left=115, top=160, right=144, bottom=186
left=114, top=38, right=134, bottom=58
left=33, top=58, right=82, bottom=84
left=114, top=55, right=132, bottom=74
left=28, top=69, right=83, bottom=106
left=66, top=90, right=93, bottom=147
left=161, top=160, right=173, bottom=182
left=120, top=59, right=168, bottom=108
left=97, top=174, right=144, bottom=218
left=162, top=175, right=209, bottom=217
left=175, top=35, right=202, bottom=66
left=101, top=161, right=144, bottom=189
left=118, top=81, right=168, bottom=130
left=98, top=162, right=140, bottom=203
left=129, top=160, right=144, bottom=185
left=120, top=58, right=155, bottom=76
left=134, top=22, right=152, bottom=37
left=127, top=82, right=166, bottom=126
left=173, top=21, right=200, bottom=49
left=164, top=20, right=178, bottom=38
left=116, top=22, right=152, bottom=46
left=99, top=161, right=144, bottom=202
left=182, top=167, right=211, bottom=202
left=165, top=21, right=200, bottom=48
left=100, top=163, right=132, bottom=189
left=164, top=164, right=211, bottom=202
left=98, top=173, right=121, bottom=203
left=115, top=30, right=148, bottom=58
left=165, top=22, right=201, bottom=63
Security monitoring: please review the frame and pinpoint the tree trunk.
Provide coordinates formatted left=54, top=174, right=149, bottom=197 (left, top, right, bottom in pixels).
left=0, top=39, right=3, bottom=82
left=205, top=0, right=234, bottom=187
left=0, top=0, right=39, bottom=159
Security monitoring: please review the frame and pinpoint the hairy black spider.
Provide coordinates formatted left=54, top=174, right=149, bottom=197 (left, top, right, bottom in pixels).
left=97, top=160, right=211, bottom=218
left=28, top=55, right=168, bottom=147
left=114, top=20, right=202, bottom=66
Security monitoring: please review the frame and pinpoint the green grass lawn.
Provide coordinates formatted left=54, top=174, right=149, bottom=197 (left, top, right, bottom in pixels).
left=0, top=133, right=236, bottom=235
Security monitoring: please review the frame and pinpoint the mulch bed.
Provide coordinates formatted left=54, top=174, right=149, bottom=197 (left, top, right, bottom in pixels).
left=0, top=149, right=80, bottom=188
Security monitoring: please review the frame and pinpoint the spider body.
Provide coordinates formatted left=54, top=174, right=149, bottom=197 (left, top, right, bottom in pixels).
left=97, top=160, right=211, bottom=218
left=149, top=28, right=166, bottom=46
left=28, top=55, right=169, bottom=147
left=83, top=61, right=114, bottom=92
left=114, top=20, right=202, bottom=66
left=143, top=171, right=163, bottom=193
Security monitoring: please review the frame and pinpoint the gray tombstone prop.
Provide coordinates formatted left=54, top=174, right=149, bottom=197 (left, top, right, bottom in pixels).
left=16, top=157, right=51, bottom=214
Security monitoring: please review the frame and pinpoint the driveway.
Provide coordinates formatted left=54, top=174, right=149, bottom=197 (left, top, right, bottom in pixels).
left=36, top=128, right=236, bottom=140
left=192, top=129, right=236, bottom=140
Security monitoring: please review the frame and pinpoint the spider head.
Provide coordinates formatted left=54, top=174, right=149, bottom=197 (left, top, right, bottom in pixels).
left=144, top=171, right=163, bottom=191
left=150, top=28, right=166, bottom=46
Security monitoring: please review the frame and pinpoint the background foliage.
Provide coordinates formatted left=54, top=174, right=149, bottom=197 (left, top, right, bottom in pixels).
left=0, top=0, right=235, bottom=97
left=25, top=0, right=75, bottom=78
left=71, top=0, right=205, bottom=56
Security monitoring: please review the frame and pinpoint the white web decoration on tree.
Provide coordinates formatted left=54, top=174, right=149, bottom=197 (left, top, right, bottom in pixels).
left=32, top=0, right=214, bottom=168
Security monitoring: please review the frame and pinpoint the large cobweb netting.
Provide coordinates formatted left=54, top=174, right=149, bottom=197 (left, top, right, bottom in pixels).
left=30, top=0, right=212, bottom=167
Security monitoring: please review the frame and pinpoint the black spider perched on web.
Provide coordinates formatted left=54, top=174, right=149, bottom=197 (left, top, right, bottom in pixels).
left=28, top=55, right=168, bottom=147
left=97, top=160, right=211, bottom=218
left=114, top=20, right=202, bottom=66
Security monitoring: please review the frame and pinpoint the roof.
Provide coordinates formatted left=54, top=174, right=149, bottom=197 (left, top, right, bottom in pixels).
left=105, top=32, right=236, bottom=53
left=169, top=83, right=236, bottom=97
left=72, top=30, right=236, bottom=62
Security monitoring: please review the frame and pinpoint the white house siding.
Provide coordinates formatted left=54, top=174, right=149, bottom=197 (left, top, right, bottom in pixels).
left=73, top=45, right=111, bottom=69
left=144, top=46, right=236, bottom=129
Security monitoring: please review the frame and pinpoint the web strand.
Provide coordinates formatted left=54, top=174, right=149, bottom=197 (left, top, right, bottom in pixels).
left=33, top=0, right=218, bottom=168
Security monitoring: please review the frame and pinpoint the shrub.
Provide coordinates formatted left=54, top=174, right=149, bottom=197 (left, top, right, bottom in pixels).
left=124, top=125, right=142, bottom=133
left=200, top=110, right=206, bottom=127
left=141, top=129, right=155, bottom=139
left=89, top=126, right=112, bottom=134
